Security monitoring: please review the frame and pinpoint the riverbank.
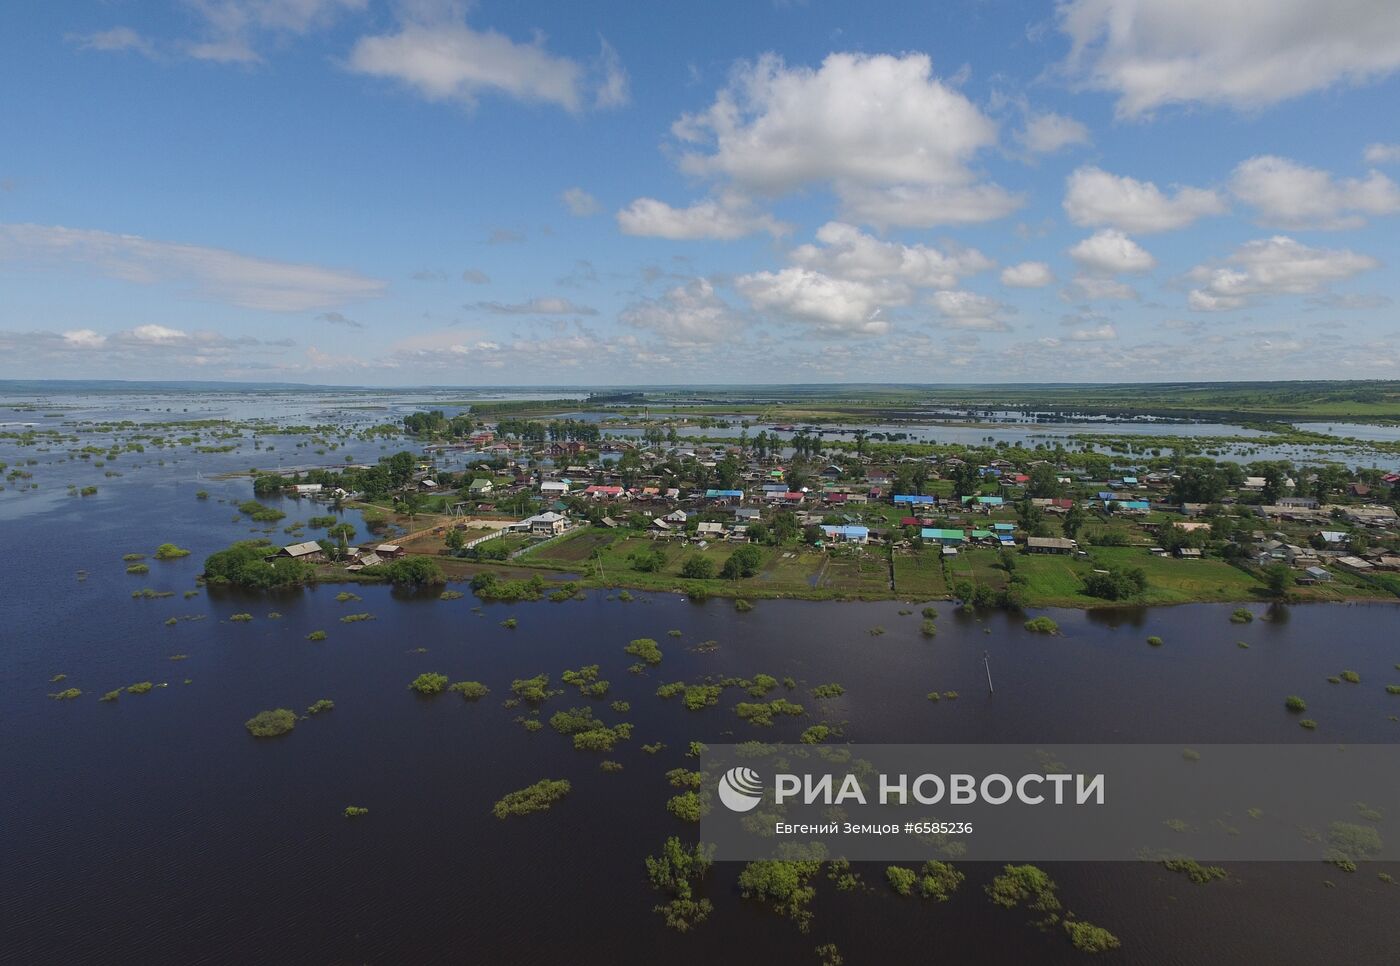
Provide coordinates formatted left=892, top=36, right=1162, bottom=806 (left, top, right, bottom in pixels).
left=345, top=529, right=1400, bottom=609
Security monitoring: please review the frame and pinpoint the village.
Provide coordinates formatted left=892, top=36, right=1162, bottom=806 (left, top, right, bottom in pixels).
left=257, top=415, right=1400, bottom=607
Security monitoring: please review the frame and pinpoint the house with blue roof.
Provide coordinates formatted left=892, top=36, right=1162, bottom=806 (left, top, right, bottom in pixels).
left=704, top=489, right=744, bottom=503
left=821, top=524, right=869, bottom=545
left=893, top=494, right=935, bottom=505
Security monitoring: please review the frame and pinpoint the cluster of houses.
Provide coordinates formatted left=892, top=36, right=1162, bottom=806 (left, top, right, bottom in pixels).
left=272, top=429, right=1399, bottom=581
left=271, top=540, right=406, bottom=570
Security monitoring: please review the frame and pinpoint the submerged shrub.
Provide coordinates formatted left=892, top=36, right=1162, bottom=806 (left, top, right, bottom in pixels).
left=1064, top=920, right=1121, bottom=953
left=306, top=699, right=335, bottom=715
left=306, top=630, right=327, bottom=641
left=1285, top=695, right=1307, bottom=713
left=886, top=866, right=918, bottom=896
left=245, top=709, right=296, bottom=737
left=625, top=638, right=663, bottom=665
left=343, top=806, right=369, bottom=818
left=449, top=681, right=490, bottom=700
left=408, top=672, right=449, bottom=695
left=1024, top=617, right=1059, bottom=634
left=492, top=778, right=571, bottom=819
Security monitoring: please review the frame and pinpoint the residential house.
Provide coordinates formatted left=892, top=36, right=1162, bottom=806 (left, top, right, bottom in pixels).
left=519, top=512, right=569, bottom=536
left=821, top=524, right=869, bottom=544
left=468, top=479, right=494, bottom=496
left=1026, top=536, right=1076, bottom=554
left=276, top=541, right=325, bottom=563
left=921, top=528, right=965, bottom=546
left=1344, top=505, right=1399, bottom=527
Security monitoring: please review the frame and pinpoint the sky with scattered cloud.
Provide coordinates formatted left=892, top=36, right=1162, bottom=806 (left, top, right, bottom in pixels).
left=3, top=0, right=1399, bottom=384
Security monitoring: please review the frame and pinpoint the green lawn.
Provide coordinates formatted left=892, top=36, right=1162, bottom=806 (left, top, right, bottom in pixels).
left=1013, top=546, right=1265, bottom=606
left=892, top=549, right=948, bottom=599
left=530, top=527, right=617, bottom=563
left=819, top=551, right=891, bottom=595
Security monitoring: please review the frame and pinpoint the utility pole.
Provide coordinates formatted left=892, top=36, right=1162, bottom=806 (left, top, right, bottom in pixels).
left=983, top=650, right=994, bottom=694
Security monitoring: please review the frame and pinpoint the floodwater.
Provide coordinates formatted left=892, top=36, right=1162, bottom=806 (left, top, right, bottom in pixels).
left=4, top=391, right=1400, bottom=964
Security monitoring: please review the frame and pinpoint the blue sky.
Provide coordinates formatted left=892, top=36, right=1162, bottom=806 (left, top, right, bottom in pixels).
left=2, top=0, right=1399, bottom=385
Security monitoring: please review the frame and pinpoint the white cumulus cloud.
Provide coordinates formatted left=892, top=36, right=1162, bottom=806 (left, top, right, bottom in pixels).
left=616, top=195, right=787, bottom=240
left=1230, top=155, right=1400, bottom=229
left=669, top=52, right=1019, bottom=228
left=1000, top=261, right=1054, bottom=288
left=930, top=290, right=1011, bottom=331
left=619, top=278, right=742, bottom=347
left=1019, top=112, right=1092, bottom=154
left=1364, top=143, right=1400, bottom=165
left=735, top=268, right=891, bottom=336
left=348, top=11, right=600, bottom=112
left=1187, top=235, right=1379, bottom=311
left=62, top=329, right=107, bottom=348
left=1064, top=166, right=1225, bottom=233
left=1059, top=0, right=1400, bottom=117
left=789, top=222, right=993, bottom=290
left=1068, top=229, right=1155, bottom=274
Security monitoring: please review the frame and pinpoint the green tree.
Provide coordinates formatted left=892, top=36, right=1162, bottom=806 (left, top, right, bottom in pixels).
left=1263, top=562, right=1294, bottom=597
left=681, top=556, right=716, bottom=579
left=720, top=544, right=764, bottom=579
left=1016, top=498, right=1044, bottom=535
left=1062, top=502, right=1086, bottom=541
